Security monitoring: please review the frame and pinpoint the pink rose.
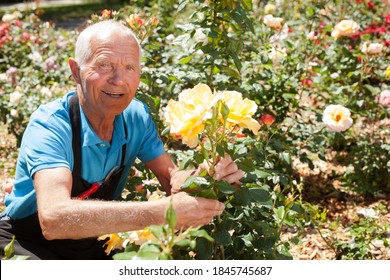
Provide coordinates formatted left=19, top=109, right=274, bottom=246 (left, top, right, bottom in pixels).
left=377, top=90, right=390, bottom=106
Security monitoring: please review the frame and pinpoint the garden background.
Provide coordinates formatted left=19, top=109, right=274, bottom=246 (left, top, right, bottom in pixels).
left=0, top=0, right=389, bottom=260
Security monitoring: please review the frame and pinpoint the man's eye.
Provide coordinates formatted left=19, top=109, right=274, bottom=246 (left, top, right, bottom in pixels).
left=126, top=65, right=135, bottom=71
left=99, top=63, right=112, bottom=70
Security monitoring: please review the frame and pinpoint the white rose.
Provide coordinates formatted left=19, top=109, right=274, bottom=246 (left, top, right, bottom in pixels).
left=264, top=4, right=277, bottom=14
left=28, top=51, right=43, bottom=63
left=361, top=42, right=384, bottom=56
left=263, top=14, right=284, bottom=30
left=0, top=73, right=7, bottom=82
left=193, top=28, right=208, bottom=46
left=10, top=109, right=19, bottom=118
left=330, top=72, right=340, bottom=79
left=268, top=45, right=287, bottom=62
left=41, top=87, right=52, bottom=98
left=307, top=31, right=318, bottom=40
left=9, top=91, right=22, bottom=105
left=322, top=105, right=353, bottom=132
left=2, top=14, right=15, bottom=22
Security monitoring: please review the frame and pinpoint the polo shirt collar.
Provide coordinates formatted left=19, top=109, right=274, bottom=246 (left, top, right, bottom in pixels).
left=79, top=105, right=127, bottom=148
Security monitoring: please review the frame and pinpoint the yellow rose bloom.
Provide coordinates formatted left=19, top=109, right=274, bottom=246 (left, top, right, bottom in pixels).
left=98, top=233, right=126, bottom=255
left=129, top=228, right=157, bottom=246
left=164, top=84, right=214, bottom=148
left=385, top=67, right=390, bottom=79
left=217, top=90, right=260, bottom=135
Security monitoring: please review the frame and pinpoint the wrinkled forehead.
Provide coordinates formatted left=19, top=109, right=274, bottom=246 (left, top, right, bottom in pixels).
left=89, top=30, right=141, bottom=61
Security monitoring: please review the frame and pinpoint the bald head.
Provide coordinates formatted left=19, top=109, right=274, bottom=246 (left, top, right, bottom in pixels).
left=75, top=20, right=142, bottom=67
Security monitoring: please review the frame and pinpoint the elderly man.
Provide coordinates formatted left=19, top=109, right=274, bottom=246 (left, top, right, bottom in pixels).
left=0, top=20, right=243, bottom=259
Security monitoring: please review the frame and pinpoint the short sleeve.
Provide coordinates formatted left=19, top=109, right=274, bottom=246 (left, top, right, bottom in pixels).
left=24, top=108, right=73, bottom=178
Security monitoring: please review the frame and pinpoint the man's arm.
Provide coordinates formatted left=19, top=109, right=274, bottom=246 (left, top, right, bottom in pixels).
left=34, top=166, right=224, bottom=240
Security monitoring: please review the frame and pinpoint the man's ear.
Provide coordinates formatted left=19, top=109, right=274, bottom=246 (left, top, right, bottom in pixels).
left=68, top=58, right=81, bottom=83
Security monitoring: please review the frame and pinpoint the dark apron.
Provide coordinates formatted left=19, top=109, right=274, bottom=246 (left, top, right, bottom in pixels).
left=0, top=94, right=127, bottom=260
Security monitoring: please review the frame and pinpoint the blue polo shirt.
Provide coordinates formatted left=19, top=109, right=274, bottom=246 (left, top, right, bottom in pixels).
left=4, top=91, right=165, bottom=220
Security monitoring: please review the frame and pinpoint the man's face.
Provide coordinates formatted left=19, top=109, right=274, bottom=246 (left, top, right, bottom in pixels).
left=77, top=33, right=141, bottom=118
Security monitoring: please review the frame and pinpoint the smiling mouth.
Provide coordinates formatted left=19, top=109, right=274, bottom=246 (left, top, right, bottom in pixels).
left=103, top=91, right=125, bottom=98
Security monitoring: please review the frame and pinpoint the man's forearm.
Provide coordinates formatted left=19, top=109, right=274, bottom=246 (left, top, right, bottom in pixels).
left=39, top=199, right=166, bottom=240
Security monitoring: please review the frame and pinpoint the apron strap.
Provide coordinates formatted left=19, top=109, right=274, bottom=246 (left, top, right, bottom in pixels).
left=69, top=93, right=127, bottom=199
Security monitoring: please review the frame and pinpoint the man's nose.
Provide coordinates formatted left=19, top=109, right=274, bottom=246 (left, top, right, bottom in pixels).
left=108, top=68, right=127, bottom=85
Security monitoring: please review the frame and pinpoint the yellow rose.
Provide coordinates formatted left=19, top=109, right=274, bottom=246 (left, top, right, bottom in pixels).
left=217, top=90, right=260, bottom=135
left=98, top=233, right=126, bottom=255
left=331, top=19, right=360, bottom=39
left=129, top=228, right=157, bottom=246
left=384, top=67, right=390, bottom=79
left=164, top=84, right=214, bottom=148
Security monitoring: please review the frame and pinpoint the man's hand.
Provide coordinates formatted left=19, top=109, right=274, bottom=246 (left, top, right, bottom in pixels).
left=165, top=192, right=225, bottom=229
left=200, top=154, right=244, bottom=187
left=170, top=154, right=244, bottom=194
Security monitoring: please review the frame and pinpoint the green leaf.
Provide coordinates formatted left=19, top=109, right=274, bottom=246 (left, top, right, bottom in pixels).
left=275, top=206, right=286, bottom=221
left=148, top=225, right=164, bottom=240
left=181, top=176, right=209, bottom=191
left=249, top=188, right=271, bottom=202
left=194, top=152, right=205, bottom=164
left=241, top=0, right=253, bottom=10
left=237, top=159, right=256, bottom=172
left=363, top=84, right=380, bottom=95
left=252, top=170, right=271, bottom=178
left=179, top=56, right=192, bottom=64
left=233, top=188, right=270, bottom=205
left=189, top=229, right=214, bottom=242
left=214, top=180, right=236, bottom=194
left=216, top=144, right=226, bottom=157
left=195, top=238, right=213, bottom=260
left=175, top=239, right=190, bottom=247
left=306, top=6, right=315, bottom=17
left=213, top=229, right=232, bottom=246
left=217, top=65, right=241, bottom=79
left=177, top=0, right=189, bottom=12
left=279, top=152, right=291, bottom=164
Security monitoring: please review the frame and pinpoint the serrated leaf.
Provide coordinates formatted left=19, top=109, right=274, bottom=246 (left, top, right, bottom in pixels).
left=214, top=180, right=236, bottom=194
